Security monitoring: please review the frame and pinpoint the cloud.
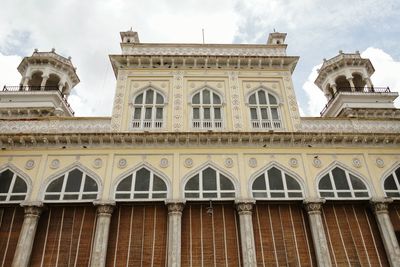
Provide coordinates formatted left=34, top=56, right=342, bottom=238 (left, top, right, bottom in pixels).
left=302, top=48, right=400, bottom=116
left=0, top=52, right=22, bottom=87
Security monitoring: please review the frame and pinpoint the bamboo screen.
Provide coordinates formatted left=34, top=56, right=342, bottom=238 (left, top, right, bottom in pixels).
left=322, top=203, right=389, bottom=266
left=106, top=203, right=168, bottom=267
left=30, top=205, right=97, bottom=266
left=252, top=203, right=316, bottom=266
left=181, top=203, right=242, bottom=267
left=0, top=206, right=24, bottom=267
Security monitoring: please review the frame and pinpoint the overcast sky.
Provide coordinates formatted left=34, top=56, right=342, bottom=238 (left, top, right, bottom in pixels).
left=0, top=0, right=399, bottom=117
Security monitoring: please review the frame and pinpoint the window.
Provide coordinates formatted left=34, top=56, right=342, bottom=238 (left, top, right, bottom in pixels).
left=132, top=88, right=164, bottom=129
left=318, top=167, right=369, bottom=199
left=0, top=169, right=27, bottom=202
left=44, top=168, right=98, bottom=201
left=248, top=89, right=281, bottom=129
left=384, top=167, right=400, bottom=198
left=184, top=167, right=235, bottom=199
left=192, top=88, right=223, bottom=129
left=115, top=167, right=167, bottom=200
left=252, top=167, right=303, bottom=199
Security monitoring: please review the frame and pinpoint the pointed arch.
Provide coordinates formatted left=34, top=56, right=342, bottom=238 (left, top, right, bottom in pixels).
left=112, top=162, right=170, bottom=201
left=381, top=162, right=400, bottom=198
left=245, top=85, right=282, bottom=104
left=247, top=87, right=282, bottom=129
left=249, top=161, right=305, bottom=200
left=0, top=163, right=32, bottom=203
left=316, top=161, right=371, bottom=200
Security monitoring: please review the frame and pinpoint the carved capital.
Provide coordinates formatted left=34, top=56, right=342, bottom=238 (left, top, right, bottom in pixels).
left=20, top=201, right=45, bottom=217
left=236, top=199, right=255, bottom=215
left=166, top=201, right=185, bottom=214
left=303, top=198, right=325, bottom=214
left=93, top=201, right=116, bottom=216
left=370, top=197, right=393, bottom=214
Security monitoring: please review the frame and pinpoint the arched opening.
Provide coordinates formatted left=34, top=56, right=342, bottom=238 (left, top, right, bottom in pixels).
left=45, top=74, right=61, bottom=90
left=28, top=71, right=43, bottom=89
left=326, top=84, right=333, bottom=99
left=132, top=88, right=165, bottom=129
left=352, top=73, right=366, bottom=90
left=191, top=88, right=223, bottom=129
left=248, top=89, right=281, bottom=129
left=335, top=76, right=351, bottom=91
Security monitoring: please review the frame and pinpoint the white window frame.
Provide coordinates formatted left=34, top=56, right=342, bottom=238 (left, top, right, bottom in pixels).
left=0, top=169, right=27, bottom=203
left=115, top=168, right=168, bottom=201
left=184, top=168, right=235, bottom=200
left=44, top=169, right=99, bottom=203
left=132, top=88, right=165, bottom=130
left=249, top=90, right=282, bottom=130
left=383, top=167, right=400, bottom=198
left=252, top=168, right=303, bottom=200
left=318, top=168, right=369, bottom=200
left=191, top=89, right=223, bottom=130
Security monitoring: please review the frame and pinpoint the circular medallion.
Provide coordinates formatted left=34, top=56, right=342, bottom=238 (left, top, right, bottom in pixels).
left=224, top=158, right=234, bottom=168
left=312, top=158, right=322, bottom=168
left=248, top=158, right=257, bottom=168
left=25, top=159, right=35, bottom=170
left=93, top=158, right=102, bottom=169
left=160, top=158, right=169, bottom=168
left=376, top=158, right=385, bottom=168
left=118, top=159, right=127, bottom=169
left=50, top=159, right=60, bottom=169
left=184, top=158, right=193, bottom=168
left=289, top=158, right=298, bottom=168
left=352, top=158, right=362, bottom=168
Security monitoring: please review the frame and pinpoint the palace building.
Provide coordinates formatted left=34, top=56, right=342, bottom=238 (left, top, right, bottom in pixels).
left=1, top=30, right=400, bottom=266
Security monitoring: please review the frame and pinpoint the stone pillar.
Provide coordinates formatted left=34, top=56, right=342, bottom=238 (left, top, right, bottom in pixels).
left=347, top=77, right=355, bottom=91
left=12, top=202, right=44, bottom=267
left=166, top=200, right=185, bottom=267
left=331, top=84, right=337, bottom=95
left=303, top=198, right=331, bottom=267
left=40, top=75, right=49, bottom=89
left=236, top=199, right=257, bottom=267
left=370, top=198, right=400, bottom=267
left=365, top=78, right=374, bottom=91
left=90, top=201, right=115, bottom=267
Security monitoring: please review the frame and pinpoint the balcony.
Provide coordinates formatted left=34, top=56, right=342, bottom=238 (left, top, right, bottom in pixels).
left=1, top=85, right=74, bottom=116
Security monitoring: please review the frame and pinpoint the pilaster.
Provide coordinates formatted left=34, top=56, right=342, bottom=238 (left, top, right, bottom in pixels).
left=166, top=200, right=185, bottom=267
left=236, top=199, right=257, bottom=267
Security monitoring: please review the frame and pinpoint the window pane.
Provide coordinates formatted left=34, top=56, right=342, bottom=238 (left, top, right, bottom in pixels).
left=12, top=177, right=27, bottom=193
left=396, top=168, right=400, bottom=183
left=44, top=194, right=60, bottom=200
left=261, top=108, right=268, bottom=119
left=204, top=108, right=210, bottom=119
left=220, top=175, right=234, bottom=190
left=64, top=194, right=79, bottom=200
left=386, top=192, right=400, bottom=197
left=288, top=192, right=303, bottom=198
left=203, top=90, right=210, bottom=104
left=134, top=93, right=143, bottom=104
left=271, top=108, right=279, bottom=120
left=253, top=192, right=268, bottom=198
left=0, top=170, right=13, bottom=193
left=258, top=90, right=267, bottom=104
left=156, top=93, right=163, bottom=104
left=213, top=94, right=221, bottom=104
left=250, top=108, right=258, bottom=119
left=337, top=192, right=352, bottom=198
left=249, top=94, right=256, bottom=104
left=82, top=194, right=97, bottom=200
left=354, top=192, right=369, bottom=198
left=214, top=108, right=221, bottom=119
left=271, top=192, right=285, bottom=198
left=268, top=94, right=277, bottom=104
left=0, top=196, right=5, bottom=201
left=192, top=93, right=200, bottom=104
left=185, top=175, right=199, bottom=190
left=116, top=193, right=130, bottom=199
left=156, top=108, right=163, bottom=119
left=135, top=168, right=150, bottom=191
left=185, top=192, right=199, bottom=198
left=145, top=108, right=152, bottom=119
left=332, top=168, right=349, bottom=190
left=65, top=169, right=83, bottom=192
left=193, top=108, right=200, bottom=119
left=134, top=108, right=141, bottom=119
left=145, top=89, right=154, bottom=104
left=203, top=192, right=218, bottom=198
left=47, top=177, right=64, bottom=192
left=320, top=192, right=334, bottom=197
left=134, top=193, right=149, bottom=199
left=319, top=175, right=332, bottom=190
left=350, top=174, right=366, bottom=190
left=83, top=176, right=98, bottom=192
left=117, top=176, right=132, bottom=191
left=384, top=175, right=397, bottom=190
left=10, top=195, right=25, bottom=201
left=153, top=176, right=167, bottom=191
left=152, top=193, right=167, bottom=199
left=202, top=168, right=217, bottom=190
left=268, top=167, right=283, bottom=190
left=221, top=192, right=235, bottom=198
left=252, top=175, right=266, bottom=190
left=286, top=175, right=301, bottom=190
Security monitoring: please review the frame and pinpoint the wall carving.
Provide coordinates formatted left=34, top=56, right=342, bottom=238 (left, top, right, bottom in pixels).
left=111, top=71, right=128, bottom=131
left=184, top=158, right=193, bottom=168
left=376, top=158, right=385, bottom=168
left=172, top=71, right=184, bottom=131
left=50, top=159, right=60, bottom=169
left=25, top=159, right=35, bottom=170
left=228, top=71, right=242, bottom=130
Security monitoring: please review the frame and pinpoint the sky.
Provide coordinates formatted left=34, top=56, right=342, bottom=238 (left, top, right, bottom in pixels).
left=0, top=0, right=399, bottom=117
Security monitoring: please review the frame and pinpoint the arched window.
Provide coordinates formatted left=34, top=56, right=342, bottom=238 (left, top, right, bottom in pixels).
left=132, top=88, right=164, bottom=129
left=0, top=169, right=27, bottom=202
left=44, top=168, right=98, bottom=201
left=248, top=89, right=281, bottom=129
left=318, top=167, right=369, bottom=199
left=184, top=167, right=235, bottom=199
left=192, top=88, right=223, bottom=129
left=115, top=167, right=167, bottom=200
left=252, top=167, right=303, bottom=199
left=383, top=167, right=400, bottom=198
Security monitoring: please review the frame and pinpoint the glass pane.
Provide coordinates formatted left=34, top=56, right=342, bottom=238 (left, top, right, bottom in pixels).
left=252, top=175, right=266, bottom=190
left=337, top=192, right=352, bottom=198
left=10, top=195, right=25, bottom=201
left=286, top=175, right=301, bottom=190
left=350, top=174, right=366, bottom=190
left=203, top=168, right=216, bottom=190
left=250, top=108, right=258, bottom=119
left=46, top=177, right=64, bottom=192
left=82, top=194, right=97, bottom=200
left=65, top=169, right=83, bottom=192
left=204, top=108, right=210, bottom=119
left=288, top=192, right=303, bottom=198
left=116, top=193, right=130, bottom=199
left=63, top=194, right=79, bottom=200
left=220, top=192, right=235, bottom=198
left=134, top=193, right=149, bottom=199
left=192, top=93, right=200, bottom=104
left=214, top=108, right=221, bottom=119
left=213, top=94, right=221, bottom=104
left=261, top=108, right=268, bottom=119
left=185, top=175, right=199, bottom=190
left=83, top=176, right=98, bottom=192
left=319, top=175, right=332, bottom=190
left=117, top=176, right=132, bottom=191
left=44, top=194, right=60, bottom=200
left=253, top=192, right=268, bottom=198
left=271, top=108, right=279, bottom=120
left=384, top=175, right=397, bottom=190
left=268, top=167, right=283, bottom=190
left=271, top=192, right=285, bottom=198
left=153, top=175, right=167, bottom=191
left=354, top=192, right=369, bottom=198
left=203, top=90, right=210, bottom=104
left=133, top=108, right=141, bottom=120
left=12, top=177, right=27, bottom=193
left=249, top=94, right=256, bottom=104
left=145, top=108, right=152, bottom=119
left=203, top=192, right=218, bottom=198
left=135, top=168, right=150, bottom=191
left=134, top=93, right=143, bottom=104
left=156, top=93, right=163, bottom=104
left=386, top=192, right=400, bottom=197
left=193, top=108, right=200, bottom=119
left=152, top=193, right=167, bottom=199
left=396, top=168, right=400, bottom=183
left=268, top=94, right=277, bottom=104
left=145, top=89, right=154, bottom=104
left=0, top=195, right=5, bottom=201
left=258, top=90, right=267, bottom=104
left=185, top=192, right=199, bottom=198
left=220, top=175, right=234, bottom=190
left=156, top=108, right=163, bottom=119
left=320, top=191, right=334, bottom=197
left=0, top=170, right=13, bottom=193
left=332, top=168, right=350, bottom=190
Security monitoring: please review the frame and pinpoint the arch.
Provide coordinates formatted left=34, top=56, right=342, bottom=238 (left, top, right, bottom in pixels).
left=181, top=162, right=238, bottom=200
left=28, top=71, right=43, bottom=88
left=247, top=87, right=282, bottom=129
left=133, top=85, right=168, bottom=104
left=41, top=162, right=102, bottom=202
left=45, top=73, right=61, bottom=88
left=190, top=87, right=224, bottom=129
left=316, top=161, right=371, bottom=200
left=381, top=162, right=400, bottom=199
left=351, top=72, right=366, bottom=89
left=189, top=86, right=225, bottom=104
left=132, top=86, right=166, bottom=129
left=335, top=75, right=351, bottom=91
left=0, top=163, right=32, bottom=203
left=245, top=86, right=282, bottom=105
left=249, top=161, right=306, bottom=200
left=112, top=162, right=170, bottom=201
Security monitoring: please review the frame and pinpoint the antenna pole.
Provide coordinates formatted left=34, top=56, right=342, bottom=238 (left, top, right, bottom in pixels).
left=202, top=29, right=205, bottom=44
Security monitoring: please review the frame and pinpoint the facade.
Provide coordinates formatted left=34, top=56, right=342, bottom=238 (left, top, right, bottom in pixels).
left=0, top=30, right=400, bottom=267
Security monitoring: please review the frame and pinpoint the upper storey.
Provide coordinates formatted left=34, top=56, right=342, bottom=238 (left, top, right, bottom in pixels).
left=110, top=30, right=301, bottom=132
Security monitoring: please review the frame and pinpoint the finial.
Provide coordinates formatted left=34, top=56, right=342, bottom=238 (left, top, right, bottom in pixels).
left=323, top=58, right=327, bottom=62
left=51, top=48, right=55, bottom=52
left=355, top=50, right=360, bottom=54
left=34, top=48, right=38, bottom=52
left=273, top=28, right=276, bottom=32
left=339, top=50, right=343, bottom=54
left=130, top=26, right=132, bottom=31
left=68, top=56, right=72, bottom=60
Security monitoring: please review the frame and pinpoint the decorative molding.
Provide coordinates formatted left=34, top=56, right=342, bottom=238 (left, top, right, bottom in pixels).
left=50, top=159, right=60, bottom=169
left=352, top=158, right=362, bottom=168
left=248, top=158, right=257, bottom=168
left=236, top=200, right=255, bottom=215
left=93, top=201, right=116, bottom=215
left=228, top=71, right=242, bottom=130
left=21, top=201, right=44, bottom=217
left=370, top=198, right=393, bottom=214
left=25, top=159, right=35, bottom=170
left=172, top=71, right=184, bottom=131
left=184, top=158, right=193, bottom=168
left=93, top=158, right=103, bottom=169
left=312, top=158, right=322, bottom=168
left=224, top=157, right=234, bottom=168
left=160, top=158, right=169, bottom=168
left=376, top=157, right=385, bottom=168
left=166, top=201, right=185, bottom=214
left=289, top=158, right=298, bottom=168
left=303, top=198, right=325, bottom=214
left=118, top=158, right=127, bottom=169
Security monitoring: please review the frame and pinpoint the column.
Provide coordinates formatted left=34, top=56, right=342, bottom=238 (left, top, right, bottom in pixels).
left=90, top=201, right=115, bottom=267
left=347, top=77, right=355, bottom=91
left=40, top=75, right=49, bottom=90
left=236, top=199, right=257, bottom=267
left=370, top=198, right=400, bottom=267
left=331, top=83, right=337, bottom=95
left=364, top=78, right=374, bottom=91
left=303, top=198, right=332, bottom=267
left=166, top=200, right=185, bottom=267
left=12, top=202, right=44, bottom=267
